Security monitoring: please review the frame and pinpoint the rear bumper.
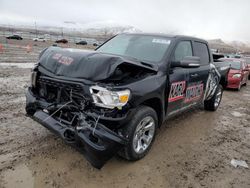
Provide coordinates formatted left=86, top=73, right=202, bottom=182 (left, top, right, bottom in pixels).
left=26, top=88, right=128, bottom=169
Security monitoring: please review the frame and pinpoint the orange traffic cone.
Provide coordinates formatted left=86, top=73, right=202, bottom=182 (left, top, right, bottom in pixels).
left=26, top=44, right=32, bottom=53
left=0, top=43, right=3, bottom=53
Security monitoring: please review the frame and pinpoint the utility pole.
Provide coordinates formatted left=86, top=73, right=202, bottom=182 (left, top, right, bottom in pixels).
left=61, top=27, right=64, bottom=38
left=35, top=21, right=37, bottom=37
left=8, top=24, right=13, bottom=34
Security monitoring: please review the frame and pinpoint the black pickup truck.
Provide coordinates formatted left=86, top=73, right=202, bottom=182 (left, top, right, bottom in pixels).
left=26, top=33, right=224, bottom=168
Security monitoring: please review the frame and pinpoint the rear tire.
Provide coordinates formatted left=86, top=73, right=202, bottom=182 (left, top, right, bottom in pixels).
left=118, top=105, right=158, bottom=161
left=204, top=84, right=223, bottom=111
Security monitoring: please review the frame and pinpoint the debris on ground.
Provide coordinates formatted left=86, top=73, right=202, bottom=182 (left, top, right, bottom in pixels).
left=231, top=159, right=249, bottom=168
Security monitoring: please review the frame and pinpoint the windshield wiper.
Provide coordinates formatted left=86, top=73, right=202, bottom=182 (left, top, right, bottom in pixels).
left=139, top=61, right=154, bottom=68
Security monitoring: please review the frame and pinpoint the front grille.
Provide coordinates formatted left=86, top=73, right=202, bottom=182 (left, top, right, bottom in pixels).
left=37, top=77, right=89, bottom=107
left=38, top=77, right=83, bottom=92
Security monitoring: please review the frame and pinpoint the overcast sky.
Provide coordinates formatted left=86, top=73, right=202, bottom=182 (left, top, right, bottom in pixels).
left=0, top=0, right=250, bottom=42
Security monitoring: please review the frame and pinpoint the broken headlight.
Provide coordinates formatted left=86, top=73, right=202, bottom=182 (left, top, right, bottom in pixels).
left=30, top=63, right=39, bottom=87
left=30, top=71, right=37, bottom=87
left=90, top=86, right=130, bottom=109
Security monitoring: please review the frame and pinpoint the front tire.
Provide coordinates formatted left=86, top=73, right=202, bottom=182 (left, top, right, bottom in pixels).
left=119, top=106, right=158, bottom=161
left=204, top=84, right=223, bottom=111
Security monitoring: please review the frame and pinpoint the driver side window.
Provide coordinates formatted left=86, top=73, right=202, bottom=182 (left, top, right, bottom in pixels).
left=173, top=41, right=193, bottom=62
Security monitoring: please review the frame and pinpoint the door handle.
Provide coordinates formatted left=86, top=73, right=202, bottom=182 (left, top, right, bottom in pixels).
left=190, top=73, right=199, bottom=78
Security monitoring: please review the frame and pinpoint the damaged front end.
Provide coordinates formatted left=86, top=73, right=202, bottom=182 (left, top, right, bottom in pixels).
left=25, top=47, right=157, bottom=168
left=26, top=75, right=130, bottom=169
left=33, top=110, right=127, bottom=169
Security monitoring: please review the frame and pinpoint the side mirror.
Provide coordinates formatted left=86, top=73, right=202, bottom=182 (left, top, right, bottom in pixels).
left=171, top=56, right=201, bottom=68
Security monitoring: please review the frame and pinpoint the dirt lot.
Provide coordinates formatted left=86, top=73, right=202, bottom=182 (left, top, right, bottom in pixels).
left=0, top=47, right=249, bottom=187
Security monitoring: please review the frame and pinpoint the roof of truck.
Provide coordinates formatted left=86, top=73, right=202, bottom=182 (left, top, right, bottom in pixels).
left=121, top=32, right=207, bottom=43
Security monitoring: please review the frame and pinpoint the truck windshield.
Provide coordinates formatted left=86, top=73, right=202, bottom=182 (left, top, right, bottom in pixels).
left=96, top=34, right=171, bottom=63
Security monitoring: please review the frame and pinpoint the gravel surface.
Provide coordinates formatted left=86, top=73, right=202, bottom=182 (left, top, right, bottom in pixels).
left=0, top=65, right=249, bottom=188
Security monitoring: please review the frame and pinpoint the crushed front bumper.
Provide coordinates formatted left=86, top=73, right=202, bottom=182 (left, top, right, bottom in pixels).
left=26, top=88, right=128, bottom=169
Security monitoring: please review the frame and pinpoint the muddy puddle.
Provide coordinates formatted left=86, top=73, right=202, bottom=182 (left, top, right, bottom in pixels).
left=231, top=111, right=245, bottom=117
left=2, top=164, right=34, bottom=188
left=0, top=63, right=35, bottom=69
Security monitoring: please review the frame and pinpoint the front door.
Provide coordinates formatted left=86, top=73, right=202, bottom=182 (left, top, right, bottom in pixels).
left=167, top=40, right=192, bottom=115
left=184, top=41, right=210, bottom=105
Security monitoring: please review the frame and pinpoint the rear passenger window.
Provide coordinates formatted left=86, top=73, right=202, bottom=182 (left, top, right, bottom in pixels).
left=193, top=42, right=210, bottom=65
left=173, top=41, right=193, bottom=62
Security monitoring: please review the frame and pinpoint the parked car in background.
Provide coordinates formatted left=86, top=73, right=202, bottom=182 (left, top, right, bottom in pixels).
left=93, top=41, right=103, bottom=47
left=243, top=57, right=250, bottom=79
left=219, top=58, right=249, bottom=90
left=6, top=35, right=23, bottom=40
left=234, top=54, right=242, bottom=59
left=55, top=39, right=68, bottom=44
left=33, top=37, right=46, bottom=42
left=76, top=40, right=87, bottom=45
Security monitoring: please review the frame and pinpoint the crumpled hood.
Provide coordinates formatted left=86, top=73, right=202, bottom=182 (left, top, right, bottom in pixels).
left=38, top=47, right=157, bottom=81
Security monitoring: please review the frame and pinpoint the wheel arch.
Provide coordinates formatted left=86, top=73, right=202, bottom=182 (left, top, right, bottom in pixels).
left=140, top=97, right=164, bottom=127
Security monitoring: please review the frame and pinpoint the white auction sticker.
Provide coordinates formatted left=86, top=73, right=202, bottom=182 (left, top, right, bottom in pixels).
left=152, top=39, right=171, bottom=44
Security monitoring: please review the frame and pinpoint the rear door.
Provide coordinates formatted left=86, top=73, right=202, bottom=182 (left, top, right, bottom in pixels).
left=167, top=40, right=192, bottom=115
left=184, top=41, right=210, bottom=104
